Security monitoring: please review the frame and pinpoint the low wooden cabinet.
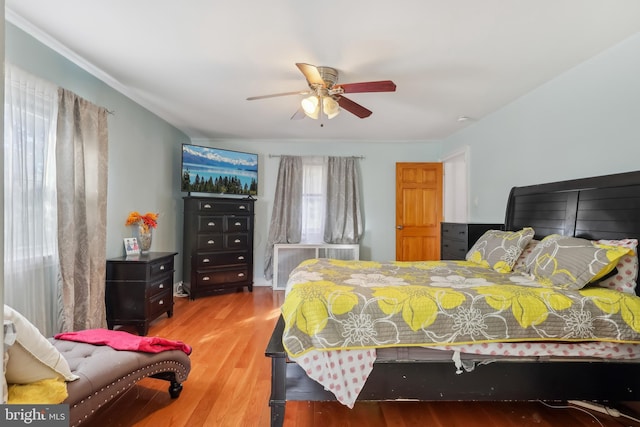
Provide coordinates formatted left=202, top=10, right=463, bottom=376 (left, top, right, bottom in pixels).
left=440, top=222, right=502, bottom=260
left=105, top=252, right=177, bottom=335
left=182, top=196, right=254, bottom=299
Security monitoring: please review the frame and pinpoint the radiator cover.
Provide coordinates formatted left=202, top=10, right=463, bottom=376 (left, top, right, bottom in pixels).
left=272, top=243, right=360, bottom=290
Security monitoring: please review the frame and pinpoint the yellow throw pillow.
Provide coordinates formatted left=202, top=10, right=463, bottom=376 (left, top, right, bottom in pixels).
left=8, top=378, right=68, bottom=404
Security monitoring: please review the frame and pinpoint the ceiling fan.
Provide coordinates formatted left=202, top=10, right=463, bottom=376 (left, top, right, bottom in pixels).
left=246, top=63, right=396, bottom=120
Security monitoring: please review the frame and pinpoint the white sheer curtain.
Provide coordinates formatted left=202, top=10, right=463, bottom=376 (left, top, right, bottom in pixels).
left=301, top=156, right=327, bottom=243
left=4, top=65, right=61, bottom=337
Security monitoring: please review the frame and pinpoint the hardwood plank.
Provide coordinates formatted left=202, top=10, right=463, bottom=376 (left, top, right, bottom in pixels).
left=85, top=287, right=639, bottom=426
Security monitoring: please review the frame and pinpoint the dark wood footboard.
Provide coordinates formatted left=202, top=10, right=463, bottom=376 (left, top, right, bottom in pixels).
left=266, top=315, right=640, bottom=427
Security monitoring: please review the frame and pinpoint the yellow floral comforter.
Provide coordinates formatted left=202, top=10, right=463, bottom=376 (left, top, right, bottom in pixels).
left=281, top=259, right=640, bottom=357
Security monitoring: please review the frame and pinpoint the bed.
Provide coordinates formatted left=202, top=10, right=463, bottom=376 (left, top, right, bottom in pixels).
left=265, top=170, right=640, bottom=427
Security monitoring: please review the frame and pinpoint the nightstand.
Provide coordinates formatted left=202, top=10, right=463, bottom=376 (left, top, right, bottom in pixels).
left=105, top=252, right=177, bottom=335
left=440, top=222, right=503, bottom=260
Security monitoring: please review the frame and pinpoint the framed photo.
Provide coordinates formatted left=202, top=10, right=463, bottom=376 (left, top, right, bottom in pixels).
left=124, top=237, right=140, bottom=256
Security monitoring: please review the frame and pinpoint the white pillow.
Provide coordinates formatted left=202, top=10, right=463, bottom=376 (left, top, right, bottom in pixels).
left=3, top=305, right=78, bottom=384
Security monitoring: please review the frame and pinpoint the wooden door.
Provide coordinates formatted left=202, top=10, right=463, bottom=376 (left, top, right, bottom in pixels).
left=396, top=163, right=443, bottom=261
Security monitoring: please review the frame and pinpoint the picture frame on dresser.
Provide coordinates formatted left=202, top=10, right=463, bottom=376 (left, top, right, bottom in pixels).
left=123, top=237, right=140, bottom=256
left=182, top=196, right=255, bottom=299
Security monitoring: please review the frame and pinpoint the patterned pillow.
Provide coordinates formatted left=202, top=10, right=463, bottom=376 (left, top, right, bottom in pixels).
left=512, top=239, right=540, bottom=273
left=524, top=235, right=633, bottom=290
left=595, top=239, right=638, bottom=294
left=466, top=228, right=535, bottom=273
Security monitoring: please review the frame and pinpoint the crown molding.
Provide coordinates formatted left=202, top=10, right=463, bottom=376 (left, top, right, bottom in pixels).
left=6, top=7, right=134, bottom=102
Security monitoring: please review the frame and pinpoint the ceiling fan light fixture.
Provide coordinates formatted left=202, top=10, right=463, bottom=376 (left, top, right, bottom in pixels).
left=301, top=95, right=320, bottom=119
left=323, top=96, right=340, bottom=119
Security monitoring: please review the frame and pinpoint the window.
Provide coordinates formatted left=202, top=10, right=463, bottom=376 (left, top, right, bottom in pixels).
left=300, top=157, right=327, bottom=243
left=4, top=65, right=61, bottom=336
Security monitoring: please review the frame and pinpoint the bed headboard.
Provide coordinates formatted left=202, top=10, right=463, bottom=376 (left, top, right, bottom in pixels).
left=504, top=170, right=640, bottom=242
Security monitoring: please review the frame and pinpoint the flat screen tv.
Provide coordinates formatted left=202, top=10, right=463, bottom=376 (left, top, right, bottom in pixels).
left=181, top=144, right=258, bottom=196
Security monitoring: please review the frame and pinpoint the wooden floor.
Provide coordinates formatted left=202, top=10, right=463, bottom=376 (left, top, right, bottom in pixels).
left=87, top=287, right=639, bottom=427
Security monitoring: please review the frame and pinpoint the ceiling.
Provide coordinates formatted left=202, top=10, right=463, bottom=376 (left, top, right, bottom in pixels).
left=6, top=1, right=640, bottom=142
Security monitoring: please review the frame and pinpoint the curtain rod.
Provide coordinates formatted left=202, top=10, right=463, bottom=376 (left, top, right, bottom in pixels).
left=268, top=154, right=365, bottom=159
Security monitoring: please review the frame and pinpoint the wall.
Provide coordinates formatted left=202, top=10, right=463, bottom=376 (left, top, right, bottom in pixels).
left=192, top=139, right=442, bottom=286
left=5, top=22, right=443, bottom=289
left=443, top=32, right=640, bottom=223
left=5, top=22, right=191, bottom=280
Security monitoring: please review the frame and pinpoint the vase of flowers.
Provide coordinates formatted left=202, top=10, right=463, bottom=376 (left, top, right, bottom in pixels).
left=126, top=211, right=158, bottom=253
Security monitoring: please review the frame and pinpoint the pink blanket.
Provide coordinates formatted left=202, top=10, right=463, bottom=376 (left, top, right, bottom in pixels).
left=54, top=329, right=192, bottom=355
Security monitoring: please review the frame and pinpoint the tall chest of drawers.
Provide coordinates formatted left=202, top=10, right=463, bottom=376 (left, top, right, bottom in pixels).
left=105, top=252, right=177, bottom=335
left=183, top=196, right=254, bottom=299
left=440, top=222, right=503, bottom=260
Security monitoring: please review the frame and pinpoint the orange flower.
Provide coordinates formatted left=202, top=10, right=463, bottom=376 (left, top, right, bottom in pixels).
left=125, top=211, right=159, bottom=231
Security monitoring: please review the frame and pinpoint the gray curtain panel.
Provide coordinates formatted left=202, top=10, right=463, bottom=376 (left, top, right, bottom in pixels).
left=56, top=88, right=109, bottom=331
left=324, top=156, right=363, bottom=244
left=264, top=156, right=303, bottom=280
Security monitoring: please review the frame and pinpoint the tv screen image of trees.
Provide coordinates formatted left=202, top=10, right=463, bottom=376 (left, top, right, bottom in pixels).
left=181, top=145, right=258, bottom=195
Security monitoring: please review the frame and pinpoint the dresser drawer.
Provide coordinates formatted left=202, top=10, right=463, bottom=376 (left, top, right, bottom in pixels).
left=441, top=223, right=469, bottom=243
left=196, top=267, right=250, bottom=285
left=224, top=233, right=249, bottom=249
left=197, top=234, right=224, bottom=250
left=148, top=274, right=173, bottom=298
left=224, top=216, right=250, bottom=232
left=441, top=241, right=469, bottom=260
left=148, top=289, right=172, bottom=318
left=196, top=200, right=252, bottom=213
left=149, top=257, right=174, bottom=278
left=198, top=216, right=224, bottom=232
left=196, top=251, right=249, bottom=268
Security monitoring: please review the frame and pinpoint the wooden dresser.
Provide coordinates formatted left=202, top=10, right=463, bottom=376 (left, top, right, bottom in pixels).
left=105, top=251, right=177, bottom=335
left=182, top=196, right=254, bottom=299
left=440, top=222, right=502, bottom=260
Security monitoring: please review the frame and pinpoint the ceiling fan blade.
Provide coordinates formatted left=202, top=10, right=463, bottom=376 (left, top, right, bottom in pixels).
left=337, top=80, right=397, bottom=93
left=296, top=63, right=325, bottom=86
left=290, top=107, right=306, bottom=120
left=246, top=90, right=309, bottom=101
left=337, top=96, right=372, bottom=118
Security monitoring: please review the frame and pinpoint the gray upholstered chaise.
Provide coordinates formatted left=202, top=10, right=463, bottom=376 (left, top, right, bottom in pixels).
left=51, top=338, right=191, bottom=426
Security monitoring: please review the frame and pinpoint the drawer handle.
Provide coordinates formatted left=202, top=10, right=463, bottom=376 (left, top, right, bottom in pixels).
left=203, top=276, right=210, bottom=281
left=459, top=231, right=466, bottom=234
left=159, top=284, right=164, bottom=289
left=443, top=244, right=449, bottom=248
left=234, top=222, right=241, bottom=226
left=234, top=239, right=241, bottom=243
left=158, top=300, right=164, bottom=305
left=237, top=256, right=245, bottom=260
left=203, top=258, right=210, bottom=263
left=208, top=222, right=216, bottom=226
left=239, top=205, right=246, bottom=210
left=203, top=204, right=212, bottom=209
left=208, top=240, right=215, bottom=244
left=238, top=273, right=245, bottom=277
left=160, top=265, right=165, bottom=271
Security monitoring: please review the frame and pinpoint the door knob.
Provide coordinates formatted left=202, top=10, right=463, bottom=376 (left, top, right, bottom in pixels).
left=396, top=225, right=404, bottom=230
